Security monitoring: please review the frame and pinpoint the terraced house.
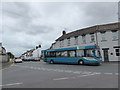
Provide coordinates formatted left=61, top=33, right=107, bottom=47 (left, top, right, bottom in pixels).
left=50, top=22, right=120, bottom=62
left=0, top=43, right=8, bottom=63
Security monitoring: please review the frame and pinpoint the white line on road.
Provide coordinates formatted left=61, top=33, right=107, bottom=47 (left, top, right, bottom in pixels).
left=115, top=73, right=119, bottom=75
left=80, top=72, right=92, bottom=74
left=104, top=73, right=113, bottom=75
left=0, top=83, right=23, bottom=87
left=15, top=65, right=118, bottom=76
left=53, top=73, right=101, bottom=81
left=53, top=77, right=69, bottom=80
left=77, top=73, right=101, bottom=77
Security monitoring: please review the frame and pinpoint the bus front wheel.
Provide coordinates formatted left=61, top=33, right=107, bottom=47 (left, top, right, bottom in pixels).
left=78, top=60, right=84, bottom=65
left=50, top=60, right=54, bottom=64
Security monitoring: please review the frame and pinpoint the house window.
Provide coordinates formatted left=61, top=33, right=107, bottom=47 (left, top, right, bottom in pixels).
left=67, top=38, right=70, bottom=46
left=101, top=32, right=106, bottom=41
left=90, top=33, right=95, bottom=42
left=60, top=41, right=62, bottom=48
left=61, top=40, right=64, bottom=47
left=112, top=31, right=118, bottom=41
left=74, top=36, right=78, bottom=45
left=82, top=35, right=86, bottom=44
left=115, top=49, right=120, bottom=56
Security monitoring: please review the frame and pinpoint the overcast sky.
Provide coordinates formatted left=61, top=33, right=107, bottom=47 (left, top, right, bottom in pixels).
left=1, top=2, right=118, bottom=56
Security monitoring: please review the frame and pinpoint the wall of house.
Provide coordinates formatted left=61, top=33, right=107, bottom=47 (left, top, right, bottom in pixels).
left=51, top=29, right=119, bottom=62
left=118, top=30, right=120, bottom=61
left=0, top=54, right=9, bottom=63
left=97, top=31, right=119, bottom=61
left=32, top=48, right=41, bottom=58
left=0, top=43, right=8, bottom=63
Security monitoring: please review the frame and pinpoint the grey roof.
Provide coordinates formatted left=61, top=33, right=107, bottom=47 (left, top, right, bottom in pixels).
left=56, top=22, right=120, bottom=41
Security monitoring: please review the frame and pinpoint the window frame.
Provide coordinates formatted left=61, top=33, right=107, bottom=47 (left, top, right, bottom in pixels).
left=112, top=31, right=118, bottom=41
left=90, top=33, right=95, bottom=42
left=82, top=35, right=86, bottom=44
left=74, top=36, right=78, bottom=45
left=115, top=48, right=120, bottom=56
left=101, top=32, right=107, bottom=41
left=67, top=38, right=70, bottom=46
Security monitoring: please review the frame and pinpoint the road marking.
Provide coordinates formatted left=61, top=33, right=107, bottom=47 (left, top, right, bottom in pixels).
left=53, top=73, right=101, bottom=81
left=14, top=65, right=118, bottom=76
left=104, top=73, right=113, bottom=75
left=81, top=72, right=91, bottom=74
left=73, top=71, right=81, bottom=74
left=115, top=73, right=119, bottom=75
left=53, top=77, right=69, bottom=81
left=0, top=83, right=23, bottom=87
left=77, top=73, right=101, bottom=77
left=64, top=70, right=73, bottom=73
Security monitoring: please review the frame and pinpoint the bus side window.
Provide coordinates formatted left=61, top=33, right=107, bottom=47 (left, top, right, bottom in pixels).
left=68, top=51, right=76, bottom=57
left=56, top=52, right=61, bottom=57
left=76, top=50, right=84, bottom=57
left=50, top=52, right=56, bottom=57
left=86, top=49, right=94, bottom=57
left=61, top=51, right=68, bottom=57
left=46, top=52, right=50, bottom=57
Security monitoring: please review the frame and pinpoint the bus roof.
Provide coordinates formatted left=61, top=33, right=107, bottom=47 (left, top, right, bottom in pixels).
left=44, top=45, right=96, bottom=52
left=46, top=47, right=76, bottom=52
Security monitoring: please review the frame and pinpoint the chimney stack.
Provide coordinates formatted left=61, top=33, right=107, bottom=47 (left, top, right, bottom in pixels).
left=62, top=30, right=66, bottom=35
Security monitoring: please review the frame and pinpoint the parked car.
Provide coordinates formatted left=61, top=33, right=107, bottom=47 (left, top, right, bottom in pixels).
left=22, top=57, right=31, bottom=61
left=22, top=57, right=40, bottom=61
left=14, top=58, right=22, bottom=63
left=31, top=57, right=40, bottom=61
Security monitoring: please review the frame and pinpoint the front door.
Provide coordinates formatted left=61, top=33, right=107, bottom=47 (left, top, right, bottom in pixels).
left=103, top=49, right=109, bottom=62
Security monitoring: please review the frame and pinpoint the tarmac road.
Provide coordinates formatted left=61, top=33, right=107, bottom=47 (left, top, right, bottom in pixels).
left=1, top=61, right=119, bottom=88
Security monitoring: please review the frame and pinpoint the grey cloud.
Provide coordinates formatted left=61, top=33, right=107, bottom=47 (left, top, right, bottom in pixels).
left=3, top=22, right=54, bottom=35
left=83, top=2, right=118, bottom=26
left=2, top=2, right=118, bottom=56
left=2, top=2, right=30, bottom=18
left=2, top=2, right=53, bottom=36
left=26, top=25, right=54, bottom=35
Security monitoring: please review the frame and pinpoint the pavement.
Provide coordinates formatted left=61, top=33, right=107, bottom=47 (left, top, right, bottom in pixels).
left=0, top=62, right=14, bottom=70
left=1, top=61, right=119, bottom=88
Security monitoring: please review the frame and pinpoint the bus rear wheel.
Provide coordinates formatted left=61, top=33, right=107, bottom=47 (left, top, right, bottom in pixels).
left=50, top=60, right=54, bottom=64
left=78, top=60, right=84, bottom=65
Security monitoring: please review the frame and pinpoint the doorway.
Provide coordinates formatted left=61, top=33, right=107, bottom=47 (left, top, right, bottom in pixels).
left=102, top=48, right=109, bottom=62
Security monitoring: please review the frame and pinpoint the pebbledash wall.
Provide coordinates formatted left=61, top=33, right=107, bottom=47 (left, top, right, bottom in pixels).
left=50, top=22, right=120, bottom=62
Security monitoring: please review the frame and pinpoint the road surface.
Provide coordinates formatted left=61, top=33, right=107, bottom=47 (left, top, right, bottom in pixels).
left=1, top=61, right=118, bottom=88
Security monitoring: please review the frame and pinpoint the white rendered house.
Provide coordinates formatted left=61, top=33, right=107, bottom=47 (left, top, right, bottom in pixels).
left=50, top=22, right=120, bottom=62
